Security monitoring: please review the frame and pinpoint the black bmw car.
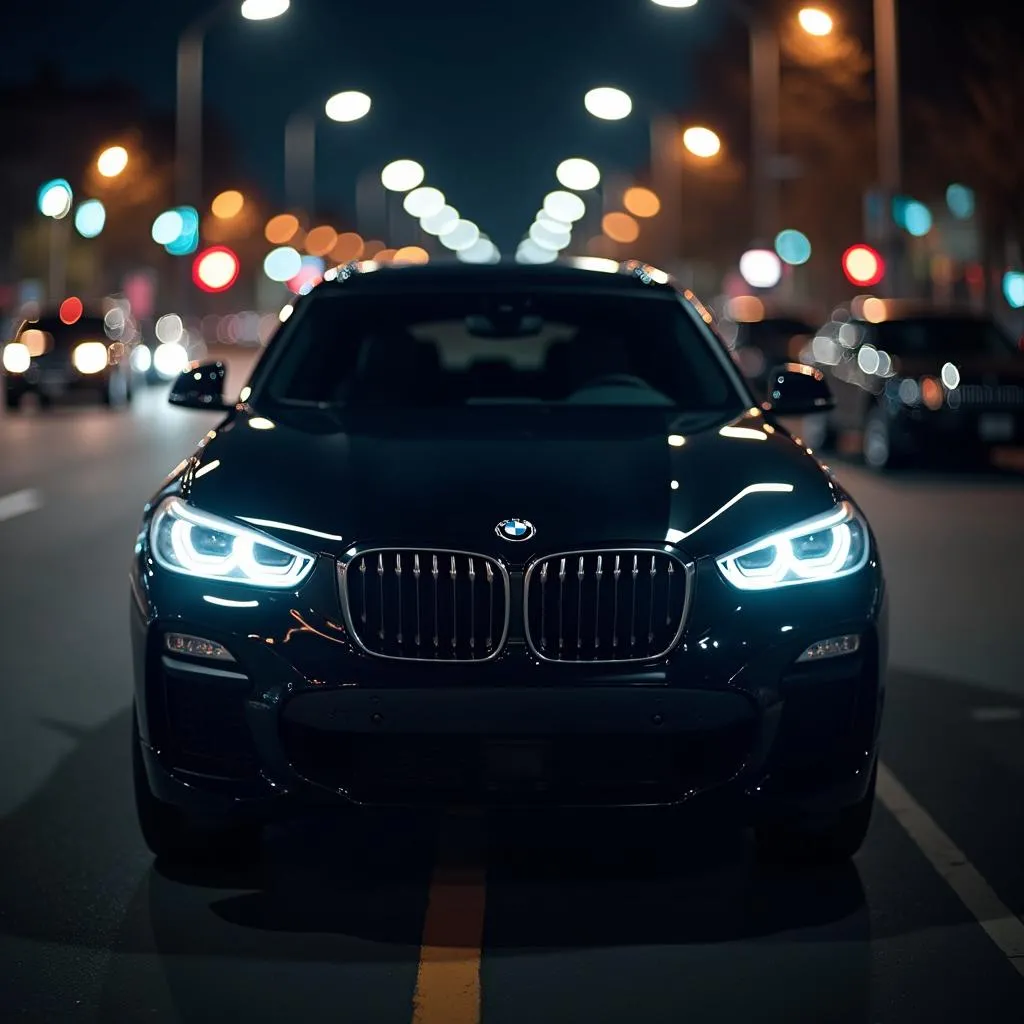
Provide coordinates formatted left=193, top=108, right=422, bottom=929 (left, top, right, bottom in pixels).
left=130, top=261, right=886, bottom=866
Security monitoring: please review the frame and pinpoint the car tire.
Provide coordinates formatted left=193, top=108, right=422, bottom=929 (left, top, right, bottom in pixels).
left=755, top=763, right=877, bottom=866
left=132, top=708, right=262, bottom=864
left=862, top=407, right=901, bottom=470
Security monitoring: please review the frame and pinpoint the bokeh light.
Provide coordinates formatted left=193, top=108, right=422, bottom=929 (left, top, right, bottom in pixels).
left=164, top=207, right=200, bottom=255
left=74, top=199, right=106, bottom=238
left=543, top=190, right=586, bottom=223
left=59, top=296, right=83, bottom=325
left=325, top=90, right=372, bottom=123
left=862, top=297, right=887, bottom=323
left=728, top=295, right=765, bottom=322
left=152, top=209, right=184, bottom=246
left=403, top=187, right=445, bottom=219
left=287, top=255, right=325, bottom=294
left=739, top=249, right=783, bottom=289
left=331, top=232, right=365, bottom=262
left=682, top=126, right=721, bottom=159
left=797, top=7, right=834, bottom=36
left=774, top=228, right=812, bottom=265
left=155, top=314, right=184, bottom=344
left=556, top=158, right=601, bottom=191
left=530, top=221, right=571, bottom=251
left=946, top=184, right=975, bottom=220
left=240, top=0, right=290, bottom=20
left=96, top=146, right=129, bottom=178
left=584, top=87, right=633, bottom=121
left=265, top=213, right=300, bottom=244
left=421, top=205, right=459, bottom=235
left=363, top=239, right=386, bottom=258
left=38, top=179, right=73, bottom=219
left=192, top=246, right=240, bottom=293
left=623, top=187, right=661, bottom=218
left=439, top=219, right=481, bottom=252
left=458, top=237, right=500, bottom=264
left=516, top=239, right=558, bottom=264
left=536, top=211, right=571, bottom=234
left=381, top=159, right=425, bottom=192
left=602, top=211, right=640, bottom=244
left=650, top=0, right=699, bottom=6
left=211, top=190, right=245, bottom=218
left=842, top=244, right=884, bottom=286
left=1003, top=271, right=1024, bottom=309
left=902, top=200, right=933, bottom=237
left=393, top=246, right=429, bottom=265
left=304, top=225, right=338, bottom=257
left=263, top=246, right=302, bottom=282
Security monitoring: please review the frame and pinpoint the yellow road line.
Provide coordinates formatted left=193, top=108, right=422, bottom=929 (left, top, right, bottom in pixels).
left=412, top=815, right=487, bottom=1024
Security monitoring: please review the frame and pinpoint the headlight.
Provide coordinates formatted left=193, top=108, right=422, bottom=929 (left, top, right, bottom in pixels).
left=2, top=342, right=30, bottom=374
left=716, top=500, right=869, bottom=590
left=150, top=497, right=315, bottom=588
left=72, top=342, right=109, bottom=374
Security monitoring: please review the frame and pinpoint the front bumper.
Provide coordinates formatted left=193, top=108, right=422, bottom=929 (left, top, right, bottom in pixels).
left=131, top=550, right=886, bottom=823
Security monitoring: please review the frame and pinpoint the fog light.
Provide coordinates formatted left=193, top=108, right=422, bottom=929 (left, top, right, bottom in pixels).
left=797, top=634, right=860, bottom=663
left=165, top=632, right=235, bottom=661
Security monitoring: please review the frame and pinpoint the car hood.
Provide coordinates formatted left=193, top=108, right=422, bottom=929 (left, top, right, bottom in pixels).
left=180, top=406, right=841, bottom=561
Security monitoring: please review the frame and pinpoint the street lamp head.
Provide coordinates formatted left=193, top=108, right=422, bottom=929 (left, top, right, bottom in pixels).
left=240, top=0, right=289, bottom=20
left=97, top=145, right=128, bottom=178
left=797, top=7, right=834, bottom=36
left=325, top=90, right=372, bottom=123
left=682, top=126, right=721, bottom=159
left=584, top=87, right=633, bottom=121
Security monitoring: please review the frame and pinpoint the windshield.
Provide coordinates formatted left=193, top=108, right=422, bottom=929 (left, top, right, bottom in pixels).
left=872, top=317, right=1018, bottom=358
left=262, top=289, right=745, bottom=412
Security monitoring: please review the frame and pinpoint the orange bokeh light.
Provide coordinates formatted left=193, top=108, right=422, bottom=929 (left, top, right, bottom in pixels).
left=363, top=239, right=386, bottom=259
left=393, top=245, right=429, bottom=265
left=265, top=213, right=300, bottom=245
left=305, top=225, right=338, bottom=257
left=623, top=187, right=661, bottom=218
left=375, top=249, right=397, bottom=264
left=602, top=211, right=640, bottom=244
left=59, top=296, right=83, bottom=325
left=331, top=232, right=365, bottom=262
left=211, top=190, right=245, bottom=218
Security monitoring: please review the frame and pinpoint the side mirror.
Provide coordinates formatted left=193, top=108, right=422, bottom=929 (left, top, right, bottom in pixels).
left=762, top=362, right=835, bottom=416
left=169, top=361, right=230, bottom=410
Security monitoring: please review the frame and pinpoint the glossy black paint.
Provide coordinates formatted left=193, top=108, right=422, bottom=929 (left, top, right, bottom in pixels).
left=762, top=362, right=835, bottom=418
left=131, top=263, right=886, bottom=825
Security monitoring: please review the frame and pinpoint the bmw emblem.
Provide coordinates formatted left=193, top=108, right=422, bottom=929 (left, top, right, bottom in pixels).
left=496, top=518, right=535, bottom=542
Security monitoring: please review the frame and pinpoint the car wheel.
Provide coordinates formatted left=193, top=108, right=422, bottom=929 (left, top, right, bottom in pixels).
left=862, top=407, right=900, bottom=470
left=132, top=708, right=261, bottom=863
left=755, top=763, right=876, bottom=866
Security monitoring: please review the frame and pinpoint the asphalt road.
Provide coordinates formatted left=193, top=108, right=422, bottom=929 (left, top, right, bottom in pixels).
left=1, top=353, right=1023, bottom=1023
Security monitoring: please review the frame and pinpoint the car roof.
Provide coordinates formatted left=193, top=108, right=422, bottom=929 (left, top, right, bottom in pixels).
left=316, top=258, right=678, bottom=296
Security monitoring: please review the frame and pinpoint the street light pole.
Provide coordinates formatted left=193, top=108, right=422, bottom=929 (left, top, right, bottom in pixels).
left=874, top=0, right=902, bottom=295
left=749, top=15, right=780, bottom=243
left=284, top=110, right=317, bottom=219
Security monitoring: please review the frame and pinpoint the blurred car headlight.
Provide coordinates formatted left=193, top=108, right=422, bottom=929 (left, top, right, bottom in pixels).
left=153, top=342, right=188, bottom=379
left=130, top=345, right=153, bottom=373
left=2, top=342, right=30, bottom=374
left=72, top=341, right=109, bottom=374
left=151, top=497, right=315, bottom=588
left=716, top=500, right=869, bottom=590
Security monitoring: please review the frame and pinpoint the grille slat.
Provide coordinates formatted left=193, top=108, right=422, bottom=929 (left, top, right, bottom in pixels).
left=525, top=549, right=689, bottom=663
left=342, top=549, right=509, bottom=662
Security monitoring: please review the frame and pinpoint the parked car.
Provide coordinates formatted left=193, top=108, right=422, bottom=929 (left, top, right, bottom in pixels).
left=806, top=303, right=1024, bottom=468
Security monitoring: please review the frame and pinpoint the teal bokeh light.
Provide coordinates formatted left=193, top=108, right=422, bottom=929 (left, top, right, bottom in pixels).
left=1003, top=271, right=1024, bottom=309
left=37, top=178, right=73, bottom=218
left=774, top=229, right=812, bottom=266
left=74, top=199, right=106, bottom=238
left=164, top=206, right=199, bottom=255
left=946, top=184, right=975, bottom=220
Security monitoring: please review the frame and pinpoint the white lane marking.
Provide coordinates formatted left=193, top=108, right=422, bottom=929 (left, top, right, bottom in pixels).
left=970, top=707, right=1023, bottom=723
left=0, top=489, right=42, bottom=523
left=877, top=762, right=1024, bottom=976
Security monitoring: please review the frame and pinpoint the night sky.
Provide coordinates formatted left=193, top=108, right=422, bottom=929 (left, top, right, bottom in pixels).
left=0, top=0, right=1004, bottom=251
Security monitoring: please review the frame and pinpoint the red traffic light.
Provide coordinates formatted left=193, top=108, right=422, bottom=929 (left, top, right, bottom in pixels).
left=842, top=244, right=884, bottom=287
left=192, top=246, right=240, bottom=293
